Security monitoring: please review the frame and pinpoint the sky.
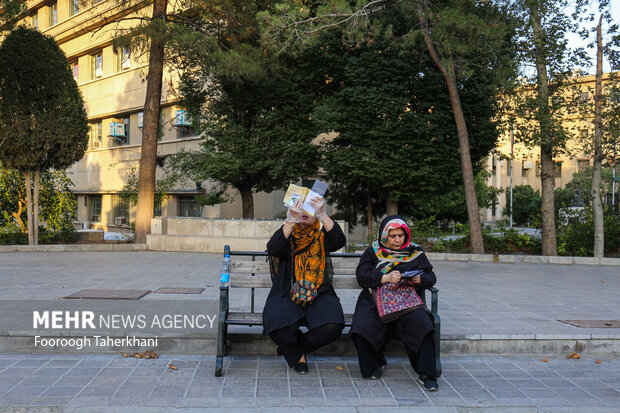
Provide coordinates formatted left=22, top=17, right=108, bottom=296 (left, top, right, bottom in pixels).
left=567, top=0, right=620, bottom=74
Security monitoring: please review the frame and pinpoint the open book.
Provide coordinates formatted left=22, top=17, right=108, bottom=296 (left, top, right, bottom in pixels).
left=283, top=180, right=328, bottom=216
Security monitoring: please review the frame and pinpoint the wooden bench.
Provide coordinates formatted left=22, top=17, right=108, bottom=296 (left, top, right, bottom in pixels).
left=215, top=245, right=441, bottom=377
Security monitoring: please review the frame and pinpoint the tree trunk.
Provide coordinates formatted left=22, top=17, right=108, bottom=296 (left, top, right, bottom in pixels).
left=33, top=169, right=40, bottom=245
left=530, top=1, right=557, bottom=256
left=238, top=185, right=254, bottom=218
left=386, top=199, right=398, bottom=215
left=416, top=6, right=484, bottom=254
left=11, top=200, right=26, bottom=233
left=592, top=15, right=604, bottom=258
left=25, top=170, right=33, bottom=245
left=135, top=0, right=167, bottom=244
left=367, top=194, right=373, bottom=241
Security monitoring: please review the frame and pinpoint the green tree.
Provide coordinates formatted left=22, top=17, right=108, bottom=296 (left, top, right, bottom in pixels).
left=0, top=166, right=77, bottom=234
left=260, top=0, right=517, bottom=253
left=0, top=27, right=88, bottom=245
left=503, top=185, right=541, bottom=226
left=168, top=1, right=319, bottom=218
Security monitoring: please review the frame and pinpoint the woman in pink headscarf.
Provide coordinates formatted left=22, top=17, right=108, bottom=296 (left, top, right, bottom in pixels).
left=350, top=215, right=438, bottom=391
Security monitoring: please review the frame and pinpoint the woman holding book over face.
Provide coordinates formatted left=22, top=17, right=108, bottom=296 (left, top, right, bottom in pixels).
left=263, top=196, right=346, bottom=374
left=350, top=215, right=438, bottom=391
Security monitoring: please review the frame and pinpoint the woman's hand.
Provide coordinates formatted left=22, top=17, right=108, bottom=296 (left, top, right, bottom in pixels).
left=286, top=198, right=303, bottom=223
left=411, top=275, right=421, bottom=285
left=309, top=196, right=327, bottom=221
left=381, top=270, right=401, bottom=284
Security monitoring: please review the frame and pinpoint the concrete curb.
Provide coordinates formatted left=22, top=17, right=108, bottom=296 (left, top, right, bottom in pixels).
left=426, top=252, right=620, bottom=266
left=0, top=243, right=147, bottom=253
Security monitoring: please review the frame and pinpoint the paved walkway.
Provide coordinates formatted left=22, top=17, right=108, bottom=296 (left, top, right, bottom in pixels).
left=1, top=251, right=619, bottom=410
left=0, top=354, right=618, bottom=410
left=1, top=251, right=619, bottom=336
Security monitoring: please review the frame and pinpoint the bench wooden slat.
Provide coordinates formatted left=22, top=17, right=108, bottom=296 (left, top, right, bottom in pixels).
left=230, top=275, right=361, bottom=289
left=227, top=312, right=354, bottom=325
left=230, top=261, right=359, bottom=275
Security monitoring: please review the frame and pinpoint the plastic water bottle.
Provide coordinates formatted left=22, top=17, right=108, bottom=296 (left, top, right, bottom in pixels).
left=220, top=254, right=230, bottom=288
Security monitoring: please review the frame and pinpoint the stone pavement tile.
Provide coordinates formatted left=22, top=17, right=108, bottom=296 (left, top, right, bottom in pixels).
left=585, top=388, right=620, bottom=398
left=131, top=367, right=166, bottom=377
left=13, top=359, right=49, bottom=367
left=539, top=378, right=579, bottom=388
left=428, top=397, right=463, bottom=406
left=220, top=387, right=255, bottom=398
left=228, top=360, right=258, bottom=369
left=552, top=388, right=593, bottom=399
left=66, top=395, right=110, bottom=407
left=290, top=378, right=321, bottom=388
left=382, top=368, right=411, bottom=378
left=46, top=359, right=81, bottom=368
left=321, top=378, right=354, bottom=387
left=290, top=387, right=323, bottom=398
left=289, top=397, right=326, bottom=407
left=155, top=376, right=192, bottom=387
left=257, top=378, right=288, bottom=388
left=444, top=370, right=473, bottom=378
left=568, top=398, right=609, bottom=407
left=382, top=378, right=417, bottom=387
left=77, top=385, right=120, bottom=397
left=498, top=370, right=533, bottom=379
left=98, top=367, right=134, bottom=376
left=519, top=388, right=559, bottom=398
left=425, top=386, right=460, bottom=398
left=3, top=384, right=47, bottom=399
left=257, top=369, right=286, bottom=378
left=486, top=387, right=527, bottom=398
left=487, top=398, right=533, bottom=407
left=144, top=396, right=183, bottom=407
left=222, top=377, right=255, bottom=388
left=67, top=367, right=102, bottom=376
left=389, top=386, right=425, bottom=399
left=352, top=379, right=386, bottom=388
left=30, top=396, right=74, bottom=406
left=555, top=369, right=588, bottom=378
left=356, top=387, right=392, bottom=398
left=256, top=388, right=287, bottom=398
left=75, top=359, right=111, bottom=368
left=182, top=397, right=220, bottom=407
left=318, top=369, right=349, bottom=378
left=54, top=375, right=93, bottom=387
left=396, top=398, right=432, bottom=406
left=138, top=359, right=172, bottom=368
left=186, top=383, right=222, bottom=398
left=528, top=370, right=561, bottom=378
left=601, top=378, right=620, bottom=389
left=531, top=397, right=572, bottom=407
left=323, top=388, right=357, bottom=398
left=506, top=378, right=547, bottom=389
left=602, top=399, right=620, bottom=407
left=454, top=387, right=495, bottom=399
left=446, top=378, right=483, bottom=388
left=152, top=385, right=190, bottom=398
left=469, top=370, right=502, bottom=379
left=0, top=367, right=39, bottom=376
left=89, top=376, right=126, bottom=387
left=569, top=377, right=610, bottom=388
left=0, top=397, right=33, bottom=406
left=324, top=398, right=361, bottom=407
left=360, top=397, right=398, bottom=406
left=122, top=377, right=158, bottom=387
left=33, top=367, right=70, bottom=377
left=40, top=386, right=83, bottom=397
left=107, top=358, right=142, bottom=368
left=0, top=359, right=18, bottom=367
left=20, top=375, right=59, bottom=386
left=114, top=385, right=154, bottom=399
left=475, top=378, right=515, bottom=388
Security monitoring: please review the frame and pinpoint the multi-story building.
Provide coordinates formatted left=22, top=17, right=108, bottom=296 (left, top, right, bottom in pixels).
left=9, top=0, right=285, bottom=232
left=482, top=73, right=619, bottom=223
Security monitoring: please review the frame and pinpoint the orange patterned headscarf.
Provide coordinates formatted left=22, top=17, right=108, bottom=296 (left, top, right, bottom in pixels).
left=291, top=220, right=325, bottom=286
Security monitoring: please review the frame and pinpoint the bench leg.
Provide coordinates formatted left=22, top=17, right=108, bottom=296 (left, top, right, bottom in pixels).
left=434, top=313, right=442, bottom=377
left=215, top=285, right=229, bottom=377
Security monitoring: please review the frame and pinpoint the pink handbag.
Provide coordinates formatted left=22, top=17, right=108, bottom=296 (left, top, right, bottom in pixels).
left=373, top=279, right=424, bottom=323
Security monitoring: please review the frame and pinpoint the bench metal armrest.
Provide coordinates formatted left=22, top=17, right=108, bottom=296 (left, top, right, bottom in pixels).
left=429, top=287, right=439, bottom=317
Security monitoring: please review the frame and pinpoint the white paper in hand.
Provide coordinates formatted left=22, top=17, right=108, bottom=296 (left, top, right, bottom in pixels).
left=302, top=180, right=328, bottom=216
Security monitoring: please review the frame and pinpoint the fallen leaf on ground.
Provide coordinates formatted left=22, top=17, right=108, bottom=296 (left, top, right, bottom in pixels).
left=335, top=366, right=345, bottom=370
left=541, top=357, right=549, bottom=362
left=168, top=363, right=178, bottom=370
left=122, top=350, right=159, bottom=359
left=601, top=280, right=606, bottom=283
left=567, top=352, right=581, bottom=359
left=595, top=360, right=602, bottom=364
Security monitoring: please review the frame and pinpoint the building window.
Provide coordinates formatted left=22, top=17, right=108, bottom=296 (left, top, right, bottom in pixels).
left=91, top=52, right=103, bottom=79
left=32, top=13, right=38, bottom=30
left=577, top=159, right=590, bottom=173
left=70, top=61, right=79, bottom=82
left=554, top=161, right=562, bottom=178
left=536, top=161, right=541, bottom=178
left=89, top=195, right=102, bottom=222
left=116, top=46, right=131, bottom=71
left=69, top=0, right=79, bottom=16
left=113, top=195, right=129, bottom=226
left=176, top=125, right=196, bottom=140
left=521, top=160, right=532, bottom=177
left=111, top=117, right=130, bottom=145
left=89, top=121, right=102, bottom=149
left=178, top=196, right=201, bottom=217
left=48, top=2, right=57, bottom=27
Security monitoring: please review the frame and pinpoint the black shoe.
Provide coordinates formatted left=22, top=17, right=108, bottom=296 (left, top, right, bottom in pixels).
left=370, top=364, right=385, bottom=380
left=293, top=361, right=308, bottom=375
left=418, top=375, right=438, bottom=391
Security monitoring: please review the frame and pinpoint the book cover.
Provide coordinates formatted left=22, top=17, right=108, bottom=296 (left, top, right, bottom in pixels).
left=283, top=184, right=310, bottom=208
